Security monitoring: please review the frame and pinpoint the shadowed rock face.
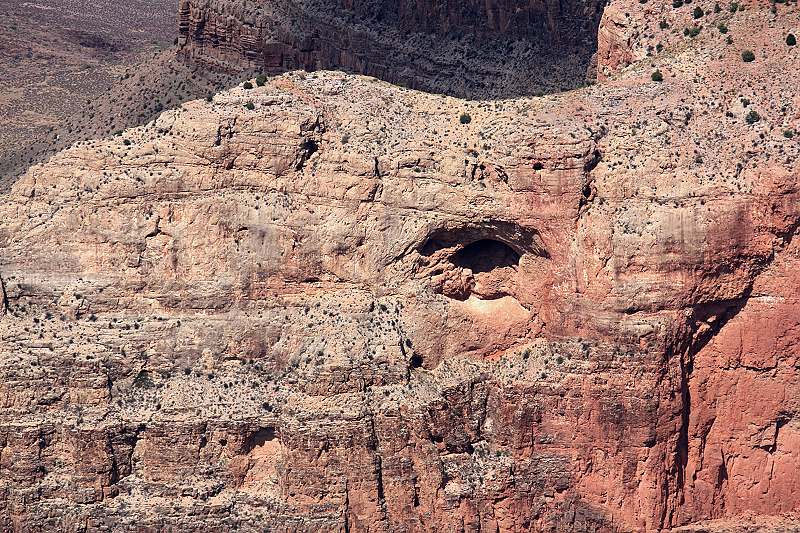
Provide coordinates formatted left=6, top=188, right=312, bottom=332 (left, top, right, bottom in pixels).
left=340, top=0, right=605, bottom=39
left=1, top=0, right=800, bottom=532
left=177, top=0, right=607, bottom=98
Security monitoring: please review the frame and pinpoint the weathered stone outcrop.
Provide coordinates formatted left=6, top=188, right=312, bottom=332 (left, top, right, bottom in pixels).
left=1, top=0, right=799, bottom=531
left=177, top=0, right=606, bottom=98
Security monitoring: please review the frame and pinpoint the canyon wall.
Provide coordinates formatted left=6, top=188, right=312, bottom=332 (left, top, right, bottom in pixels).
left=338, top=0, right=606, bottom=38
left=1, top=0, right=799, bottom=531
left=177, top=0, right=606, bottom=98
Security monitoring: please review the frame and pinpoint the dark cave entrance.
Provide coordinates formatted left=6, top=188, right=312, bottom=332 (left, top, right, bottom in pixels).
left=451, top=239, right=521, bottom=274
left=244, top=427, right=277, bottom=453
left=417, top=225, right=540, bottom=301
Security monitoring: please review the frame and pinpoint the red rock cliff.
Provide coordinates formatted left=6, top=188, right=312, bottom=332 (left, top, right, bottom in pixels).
left=1, top=0, right=799, bottom=532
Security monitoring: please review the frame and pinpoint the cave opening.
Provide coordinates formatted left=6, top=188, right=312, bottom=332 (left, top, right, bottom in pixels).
left=451, top=239, right=521, bottom=274
left=244, top=427, right=277, bottom=453
left=415, top=223, right=546, bottom=300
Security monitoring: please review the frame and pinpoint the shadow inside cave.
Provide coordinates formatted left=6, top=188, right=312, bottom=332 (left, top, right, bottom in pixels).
left=451, top=239, right=521, bottom=274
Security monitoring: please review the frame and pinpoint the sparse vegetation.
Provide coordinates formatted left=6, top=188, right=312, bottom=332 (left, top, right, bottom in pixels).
left=245, top=102, right=255, bottom=111
left=651, top=70, right=664, bottom=82
left=133, top=370, right=154, bottom=389
left=684, top=26, right=702, bottom=38
left=243, top=81, right=254, bottom=90
left=741, top=50, right=755, bottom=62
left=788, top=34, right=797, bottom=47
left=745, top=110, right=761, bottom=124
left=459, top=113, right=472, bottom=124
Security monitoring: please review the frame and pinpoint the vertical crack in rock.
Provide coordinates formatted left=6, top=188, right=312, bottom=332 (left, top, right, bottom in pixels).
left=294, top=138, right=319, bottom=171
left=295, top=116, right=325, bottom=170
left=108, top=426, right=144, bottom=487
left=0, top=274, right=8, bottom=316
left=577, top=126, right=606, bottom=215
left=367, top=415, right=388, bottom=524
left=668, top=217, right=800, bottom=519
left=343, top=479, right=351, bottom=533
left=675, top=293, right=751, bottom=495
left=579, top=149, right=602, bottom=210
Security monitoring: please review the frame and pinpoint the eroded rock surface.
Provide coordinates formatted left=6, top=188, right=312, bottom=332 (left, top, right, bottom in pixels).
left=1, top=0, right=799, bottom=531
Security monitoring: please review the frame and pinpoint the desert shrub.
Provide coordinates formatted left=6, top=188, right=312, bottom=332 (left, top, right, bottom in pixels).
left=741, top=50, right=755, bottom=62
left=256, top=74, right=267, bottom=86
left=693, top=6, right=704, bottom=18
left=651, top=70, right=664, bottom=82
left=133, top=370, right=154, bottom=389
left=245, top=102, right=255, bottom=110
left=745, top=110, right=760, bottom=124
left=788, top=34, right=797, bottom=46
left=460, top=113, right=472, bottom=124
left=243, top=81, right=254, bottom=90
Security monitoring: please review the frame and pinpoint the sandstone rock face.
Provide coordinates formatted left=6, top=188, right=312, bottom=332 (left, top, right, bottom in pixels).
left=678, top=237, right=800, bottom=524
left=177, top=0, right=605, bottom=98
left=1, top=0, right=800, bottom=532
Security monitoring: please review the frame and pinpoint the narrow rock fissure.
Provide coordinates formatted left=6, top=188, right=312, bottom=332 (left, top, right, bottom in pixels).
left=295, top=139, right=319, bottom=171
left=0, top=274, right=9, bottom=316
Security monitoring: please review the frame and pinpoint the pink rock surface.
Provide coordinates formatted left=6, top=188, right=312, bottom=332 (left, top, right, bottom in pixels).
left=0, top=0, right=799, bottom=531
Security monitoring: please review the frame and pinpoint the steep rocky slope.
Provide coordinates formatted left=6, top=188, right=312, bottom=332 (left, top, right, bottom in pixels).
left=1, top=0, right=800, bottom=531
left=0, top=0, right=177, bottom=180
